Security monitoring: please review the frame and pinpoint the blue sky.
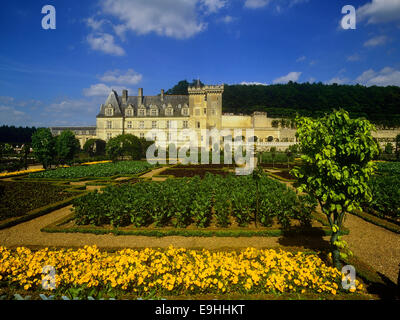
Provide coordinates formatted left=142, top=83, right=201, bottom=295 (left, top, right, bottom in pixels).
left=0, top=0, right=399, bottom=127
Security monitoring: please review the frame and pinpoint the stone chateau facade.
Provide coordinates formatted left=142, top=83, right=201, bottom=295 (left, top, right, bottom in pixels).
left=51, top=82, right=400, bottom=151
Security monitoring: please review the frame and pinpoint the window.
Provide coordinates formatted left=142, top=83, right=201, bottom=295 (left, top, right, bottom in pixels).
left=107, top=133, right=112, bottom=140
left=151, top=109, right=158, bottom=116
left=138, top=109, right=145, bottom=116
left=140, top=132, right=144, bottom=139
left=139, top=121, right=144, bottom=129
left=152, top=121, right=157, bottom=129
left=106, top=121, right=112, bottom=129
left=126, top=109, right=133, bottom=116
left=182, top=108, right=189, bottom=116
left=204, top=108, right=207, bottom=115
left=105, top=108, right=113, bottom=116
left=127, top=121, right=132, bottom=129
left=195, top=108, right=200, bottom=116
left=183, top=120, right=188, bottom=129
left=166, top=120, right=171, bottom=129
left=196, top=121, right=200, bottom=129
left=166, top=108, right=173, bottom=116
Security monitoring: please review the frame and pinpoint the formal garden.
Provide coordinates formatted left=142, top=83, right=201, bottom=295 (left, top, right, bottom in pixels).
left=0, top=110, right=399, bottom=300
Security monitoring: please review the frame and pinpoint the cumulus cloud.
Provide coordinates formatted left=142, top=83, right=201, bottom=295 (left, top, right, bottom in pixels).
left=201, top=0, right=227, bottom=13
left=363, top=35, right=389, bottom=47
left=100, top=0, right=207, bottom=40
left=83, top=83, right=130, bottom=97
left=357, top=0, right=400, bottom=24
left=86, top=33, right=125, bottom=56
left=240, top=81, right=268, bottom=86
left=273, top=72, right=301, bottom=84
left=99, top=69, right=142, bottom=85
left=244, top=0, right=309, bottom=10
left=356, top=67, right=400, bottom=86
left=326, top=77, right=350, bottom=85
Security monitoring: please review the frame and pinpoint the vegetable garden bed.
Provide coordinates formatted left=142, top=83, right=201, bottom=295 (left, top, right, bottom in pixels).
left=0, top=180, right=86, bottom=228
left=26, top=161, right=156, bottom=180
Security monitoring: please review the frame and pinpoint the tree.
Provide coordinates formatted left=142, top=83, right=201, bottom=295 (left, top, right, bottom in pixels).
left=384, top=142, right=393, bottom=155
left=396, top=134, right=400, bottom=160
left=106, top=134, right=143, bottom=161
left=55, top=130, right=81, bottom=165
left=291, top=109, right=379, bottom=269
left=31, top=128, right=56, bottom=169
left=19, top=144, right=31, bottom=170
left=270, top=146, right=277, bottom=168
left=83, top=139, right=106, bottom=157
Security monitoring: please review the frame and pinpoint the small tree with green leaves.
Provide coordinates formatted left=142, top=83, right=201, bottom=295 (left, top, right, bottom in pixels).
left=384, top=142, right=393, bottom=155
left=31, top=128, right=56, bottom=169
left=83, top=139, right=106, bottom=157
left=55, top=130, right=80, bottom=165
left=106, top=134, right=143, bottom=161
left=291, top=109, right=379, bottom=269
left=270, top=146, right=277, bottom=168
left=396, top=134, right=400, bottom=160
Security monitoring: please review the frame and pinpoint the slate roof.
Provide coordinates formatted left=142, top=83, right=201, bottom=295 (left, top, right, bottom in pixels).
left=97, top=90, right=189, bottom=118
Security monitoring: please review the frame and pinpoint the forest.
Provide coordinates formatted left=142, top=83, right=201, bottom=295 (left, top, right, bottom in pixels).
left=167, top=80, right=400, bottom=128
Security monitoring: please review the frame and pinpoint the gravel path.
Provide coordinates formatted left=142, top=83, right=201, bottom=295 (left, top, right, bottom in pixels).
left=342, top=213, right=400, bottom=283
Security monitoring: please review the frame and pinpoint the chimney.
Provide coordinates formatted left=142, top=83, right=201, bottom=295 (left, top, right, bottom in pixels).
left=161, top=89, right=164, bottom=102
left=138, top=88, right=143, bottom=105
left=122, top=89, right=128, bottom=104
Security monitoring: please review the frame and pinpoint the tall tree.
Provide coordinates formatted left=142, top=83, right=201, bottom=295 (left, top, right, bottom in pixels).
left=291, top=109, right=380, bottom=269
left=55, top=130, right=81, bottom=165
left=31, top=128, right=55, bottom=169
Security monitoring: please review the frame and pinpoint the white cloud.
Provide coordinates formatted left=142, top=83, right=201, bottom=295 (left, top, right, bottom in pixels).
left=363, top=35, right=389, bottom=47
left=273, top=71, right=301, bottom=84
left=244, top=0, right=271, bottom=9
left=357, top=0, right=400, bottom=24
left=100, top=0, right=207, bottom=39
left=201, top=0, right=227, bottom=13
left=326, top=77, right=350, bottom=85
left=219, top=15, right=236, bottom=23
left=240, top=81, right=268, bottom=86
left=99, top=69, right=142, bottom=85
left=86, top=33, right=125, bottom=56
left=347, top=53, right=361, bottom=62
left=83, top=83, right=130, bottom=97
left=85, top=17, right=107, bottom=31
left=296, top=55, right=306, bottom=62
left=356, top=67, right=400, bottom=86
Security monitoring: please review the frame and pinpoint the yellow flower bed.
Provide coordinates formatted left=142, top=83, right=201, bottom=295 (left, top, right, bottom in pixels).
left=0, top=168, right=45, bottom=178
left=80, top=160, right=112, bottom=166
left=0, top=246, right=363, bottom=296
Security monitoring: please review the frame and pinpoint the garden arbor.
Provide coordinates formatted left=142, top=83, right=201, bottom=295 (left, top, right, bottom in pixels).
left=291, top=109, right=380, bottom=269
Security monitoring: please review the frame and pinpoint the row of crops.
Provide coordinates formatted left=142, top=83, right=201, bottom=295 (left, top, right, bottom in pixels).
left=0, top=181, right=72, bottom=221
left=27, top=161, right=155, bottom=179
left=73, top=173, right=315, bottom=229
left=366, top=162, right=400, bottom=220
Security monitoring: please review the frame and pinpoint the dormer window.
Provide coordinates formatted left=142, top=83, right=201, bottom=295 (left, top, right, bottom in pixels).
left=150, top=107, right=158, bottom=116
left=182, top=108, right=189, bottom=116
left=126, top=106, right=133, bottom=117
left=105, top=107, right=114, bottom=116
left=138, top=108, right=146, bottom=117
left=165, top=108, right=174, bottom=116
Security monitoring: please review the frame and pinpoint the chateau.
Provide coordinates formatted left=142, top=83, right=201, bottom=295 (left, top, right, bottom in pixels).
left=50, top=82, right=400, bottom=151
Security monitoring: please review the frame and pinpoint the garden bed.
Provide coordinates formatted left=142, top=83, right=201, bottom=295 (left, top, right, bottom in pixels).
left=0, top=180, right=86, bottom=229
left=26, top=161, right=156, bottom=180
left=0, top=246, right=367, bottom=300
left=160, top=168, right=231, bottom=178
